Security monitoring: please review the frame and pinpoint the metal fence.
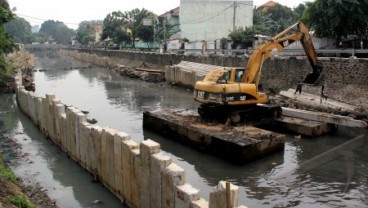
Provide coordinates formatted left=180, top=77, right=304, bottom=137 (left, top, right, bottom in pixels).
left=168, top=48, right=368, bottom=57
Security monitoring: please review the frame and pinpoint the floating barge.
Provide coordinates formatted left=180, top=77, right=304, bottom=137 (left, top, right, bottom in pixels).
left=143, top=110, right=285, bottom=164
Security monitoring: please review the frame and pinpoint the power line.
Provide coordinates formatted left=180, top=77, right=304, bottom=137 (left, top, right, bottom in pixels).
left=15, top=13, right=80, bottom=26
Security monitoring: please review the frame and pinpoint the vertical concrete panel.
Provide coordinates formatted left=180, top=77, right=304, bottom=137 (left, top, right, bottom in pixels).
left=209, top=181, right=239, bottom=208
left=54, top=103, right=65, bottom=147
left=91, top=126, right=102, bottom=180
left=150, top=154, right=172, bottom=208
left=40, top=96, right=50, bottom=136
left=49, top=98, right=61, bottom=142
left=75, top=112, right=87, bottom=164
left=45, top=94, right=56, bottom=140
left=113, top=132, right=131, bottom=200
left=28, top=93, right=37, bottom=123
left=103, top=128, right=117, bottom=193
left=162, top=163, right=186, bottom=208
left=175, top=184, right=200, bottom=207
left=121, top=140, right=138, bottom=207
left=19, top=89, right=28, bottom=114
left=79, top=122, right=90, bottom=169
left=26, top=92, right=35, bottom=121
left=131, top=149, right=141, bottom=208
left=70, top=108, right=80, bottom=160
left=36, top=97, right=45, bottom=130
left=84, top=124, right=93, bottom=173
left=140, top=139, right=161, bottom=208
left=65, top=107, right=75, bottom=156
left=59, top=114, right=67, bottom=152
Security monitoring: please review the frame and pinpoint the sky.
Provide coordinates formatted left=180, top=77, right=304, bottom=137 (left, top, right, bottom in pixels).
left=7, top=0, right=312, bottom=29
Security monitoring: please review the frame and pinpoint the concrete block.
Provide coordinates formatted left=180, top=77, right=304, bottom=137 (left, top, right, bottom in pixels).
left=140, top=139, right=161, bottom=208
left=162, top=163, right=186, bottom=208
left=175, top=183, right=200, bottom=207
left=131, top=148, right=141, bottom=208
left=114, top=132, right=131, bottom=200
left=191, top=198, right=209, bottom=208
left=102, top=128, right=117, bottom=193
left=150, top=153, right=172, bottom=208
left=121, top=140, right=139, bottom=206
left=209, top=181, right=239, bottom=208
left=276, top=116, right=333, bottom=137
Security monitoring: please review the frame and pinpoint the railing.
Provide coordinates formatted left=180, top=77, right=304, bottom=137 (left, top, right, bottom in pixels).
left=167, top=48, right=368, bottom=56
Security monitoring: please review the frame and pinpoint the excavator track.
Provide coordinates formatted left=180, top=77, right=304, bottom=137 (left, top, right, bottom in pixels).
left=198, top=104, right=282, bottom=125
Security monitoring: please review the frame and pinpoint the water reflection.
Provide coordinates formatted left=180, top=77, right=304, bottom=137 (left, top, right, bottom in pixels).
left=31, top=53, right=368, bottom=207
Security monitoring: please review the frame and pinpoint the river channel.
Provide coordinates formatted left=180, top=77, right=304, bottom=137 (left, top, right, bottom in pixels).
left=1, top=52, right=368, bottom=208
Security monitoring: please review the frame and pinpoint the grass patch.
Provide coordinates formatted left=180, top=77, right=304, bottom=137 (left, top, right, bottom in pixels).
left=0, top=153, right=18, bottom=183
left=10, top=195, right=35, bottom=208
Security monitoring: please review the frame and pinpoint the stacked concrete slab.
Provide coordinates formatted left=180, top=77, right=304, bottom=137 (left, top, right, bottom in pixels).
left=14, top=73, right=246, bottom=208
left=165, top=61, right=228, bottom=88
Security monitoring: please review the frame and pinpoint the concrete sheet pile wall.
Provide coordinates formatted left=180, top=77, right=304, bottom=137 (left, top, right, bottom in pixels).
left=64, top=49, right=368, bottom=87
left=15, top=80, right=245, bottom=208
left=165, top=61, right=228, bottom=87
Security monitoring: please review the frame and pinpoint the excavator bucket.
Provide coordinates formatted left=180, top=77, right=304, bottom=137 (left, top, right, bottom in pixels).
left=303, top=72, right=323, bottom=85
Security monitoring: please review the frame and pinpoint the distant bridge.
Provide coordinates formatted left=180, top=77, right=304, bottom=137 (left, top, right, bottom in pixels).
left=23, top=44, right=63, bottom=52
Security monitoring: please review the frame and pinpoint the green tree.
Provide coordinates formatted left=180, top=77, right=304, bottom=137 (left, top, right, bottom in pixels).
left=294, top=3, right=306, bottom=19
left=253, top=7, right=274, bottom=35
left=229, top=25, right=269, bottom=49
left=122, top=8, right=154, bottom=48
left=264, top=4, right=298, bottom=35
left=302, top=0, right=368, bottom=46
left=76, top=20, right=102, bottom=46
left=0, top=0, right=16, bottom=80
left=102, top=8, right=155, bottom=48
left=5, top=17, right=34, bottom=44
left=39, top=20, right=75, bottom=45
left=101, top=11, right=131, bottom=47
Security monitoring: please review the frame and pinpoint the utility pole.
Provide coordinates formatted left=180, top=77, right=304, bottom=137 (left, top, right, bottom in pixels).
left=231, top=1, right=246, bottom=31
left=163, top=18, right=167, bottom=52
left=232, top=2, right=239, bottom=31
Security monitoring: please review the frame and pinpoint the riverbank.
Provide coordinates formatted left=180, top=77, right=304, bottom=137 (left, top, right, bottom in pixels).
left=0, top=51, right=56, bottom=208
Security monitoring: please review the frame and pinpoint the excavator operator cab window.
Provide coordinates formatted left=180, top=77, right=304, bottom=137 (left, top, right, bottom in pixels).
left=218, top=70, right=231, bottom=83
left=235, top=69, right=245, bottom=82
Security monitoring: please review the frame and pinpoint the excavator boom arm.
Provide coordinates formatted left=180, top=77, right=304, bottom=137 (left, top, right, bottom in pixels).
left=243, top=22, right=322, bottom=85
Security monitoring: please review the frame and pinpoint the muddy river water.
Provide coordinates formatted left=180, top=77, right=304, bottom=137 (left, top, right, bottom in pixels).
left=1, top=53, right=367, bottom=208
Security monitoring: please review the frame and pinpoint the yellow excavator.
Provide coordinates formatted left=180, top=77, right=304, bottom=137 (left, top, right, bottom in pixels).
left=193, top=22, right=323, bottom=124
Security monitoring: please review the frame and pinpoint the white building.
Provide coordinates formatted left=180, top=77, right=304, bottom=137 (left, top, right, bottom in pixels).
left=180, top=0, right=253, bottom=42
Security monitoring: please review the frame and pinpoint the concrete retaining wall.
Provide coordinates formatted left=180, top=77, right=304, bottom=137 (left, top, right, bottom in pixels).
left=62, top=49, right=368, bottom=88
left=14, top=74, right=245, bottom=208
